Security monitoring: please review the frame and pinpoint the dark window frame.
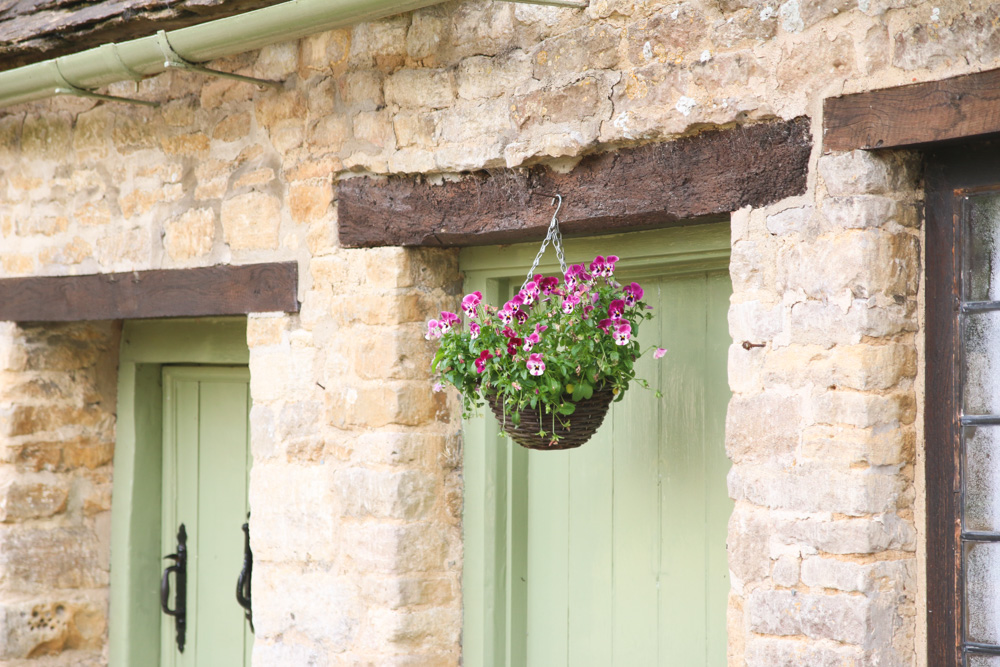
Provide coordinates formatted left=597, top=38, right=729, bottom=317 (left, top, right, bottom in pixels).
left=926, top=139, right=1000, bottom=666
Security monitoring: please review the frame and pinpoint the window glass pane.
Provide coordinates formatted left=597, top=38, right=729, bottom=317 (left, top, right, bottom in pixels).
left=966, top=542, right=1000, bottom=644
left=966, top=427, right=1000, bottom=532
left=969, top=654, right=1000, bottom=667
left=967, top=192, right=1000, bottom=302
left=964, top=312, right=1000, bottom=415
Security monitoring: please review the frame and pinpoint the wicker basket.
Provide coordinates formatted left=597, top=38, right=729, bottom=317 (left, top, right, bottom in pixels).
left=486, top=389, right=615, bottom=450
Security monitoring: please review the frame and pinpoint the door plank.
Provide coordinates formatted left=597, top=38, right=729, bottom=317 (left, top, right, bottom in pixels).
left=612, top=276, right=662, bottom=667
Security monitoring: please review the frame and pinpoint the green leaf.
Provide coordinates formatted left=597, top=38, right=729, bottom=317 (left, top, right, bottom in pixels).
left=557, top=403, right=576, bottom=415
left=580, top=382, right=593, bottom=400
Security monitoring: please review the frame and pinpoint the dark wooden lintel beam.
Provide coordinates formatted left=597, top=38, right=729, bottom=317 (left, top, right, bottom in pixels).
left=338, top=117, right=812, bottom=248
left=0, top=262, right=298, bottom=323
left=824, top=68, right=1000, bottom=152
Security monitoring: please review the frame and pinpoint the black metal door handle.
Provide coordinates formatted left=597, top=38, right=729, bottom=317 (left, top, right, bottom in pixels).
left=236, top=515, right=254, bottom=632
left=161, top=524, right=187, bottom=653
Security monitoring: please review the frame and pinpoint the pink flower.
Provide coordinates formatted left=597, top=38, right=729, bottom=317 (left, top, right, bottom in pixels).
left=432, top=382, right=445, bottom=392
left=498, top=307, right=514, bottom=326
left=515, top=309, right=529, bottom=324
left=565, top=264, right=592, bottom=287
left=613, top=323, right=632, bottom=346
left=475, top=350, right=494, bottom=373
left=462, top=291, right=483, bottom=316
left=624, top=282, right=644, bottom=307
left=523, top=332, right=541, bottom=352
left=439, top=311, right=460, bottom=333
left=470, top=322, right=481, bottom=339
left=653, top=347, right=667, bottom=359
left=521, top=281, right=540, bottom=305
left=425, top=319, right=443, bottom=340
left=527, top=353, right=546, bottom=376
left=608, top=299, right=626, bottom=317
left=605, top=255, right=619, bottom=276
left=589, top=255, right=606, bottom=276
left=538, top=276, right=559, bottom=294
left=562, top=293, right=581, bottom=314
left=534, top=324, right=548, bottom=335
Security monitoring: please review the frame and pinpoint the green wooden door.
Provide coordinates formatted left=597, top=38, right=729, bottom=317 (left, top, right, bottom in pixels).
left=160, top=366, right=253, bottom=667
left=462, top=224, right=732, bottom=667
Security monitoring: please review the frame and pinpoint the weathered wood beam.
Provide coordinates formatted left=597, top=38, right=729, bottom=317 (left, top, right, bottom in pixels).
left=824, top=68, right=1000, bottom=152
left=0, top=262, right=298, bottom=322
left=0, top=0, right=292, bottom=72
left=338, top=117, right=812, bottom=248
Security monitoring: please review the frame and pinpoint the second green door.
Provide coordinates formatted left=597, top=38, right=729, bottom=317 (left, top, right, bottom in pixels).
left=160, top=366, right=253, bottom=667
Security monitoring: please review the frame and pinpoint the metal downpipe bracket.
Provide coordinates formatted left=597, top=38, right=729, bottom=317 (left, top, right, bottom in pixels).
left=155, top=31, right=283, bottom=89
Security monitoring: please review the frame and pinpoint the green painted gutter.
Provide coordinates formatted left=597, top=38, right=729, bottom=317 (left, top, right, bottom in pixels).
left=0, top=0, right=586, bottom=110
left=0, top=0, right=445, bottom=108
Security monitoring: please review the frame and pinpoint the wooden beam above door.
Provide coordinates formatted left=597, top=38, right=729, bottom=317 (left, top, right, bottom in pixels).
left=0, top=262, right=299, bottom=322
left=824, top=68, right=1000, bottom=152
left=337, top=117, right=812, bottom=248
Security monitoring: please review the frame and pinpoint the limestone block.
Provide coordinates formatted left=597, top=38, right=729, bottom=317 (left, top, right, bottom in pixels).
left=456, top=52, right=533, bottom=101
left=213, top=112, right=252, bottom=142
left=406, top=7, right=448, bottom=60
left=893, top=7, right=1000, bottom=72
left=21, top=114, right=72, bottom=160
left=221, top=191, right=282, bottom=251
left=725, top=391, right=801, bottom=463
left=16, top=215, right=68, bottom=237
left=691, top=50, right=765, bottom=89
left=366, top=575, right=457, bottom=610
left=353, top=432, right=447, bottom=468
left=164, top=208, right=215, bottom=261
left=255, top=41, right=300, bottom=80
left=334, top=468, right=436, bottom=520
left=248, top=465, right=337, bottom=562
left=247, top=314, right=289, bottom=347
left=0, top=596, right=107, bottom=660
left=800, top=423, right=913, bottom=467
left=0, top=471, right=69, bottom=522
left=254, top=89, right=307, bottom=131
left=349, top=324, right=435, bottom=381
left=435, top=100, right=512, bottom=145
left=622, top=7, right=708, bottom=68
left=747, top=589, right=868, bottom=644
left=194, top=158, right=231, bottom=200
left=533, top=24, right=620, bottom=81
left=298, top=28, right=352, bottom=79
left=384, top=69, right=456, bottom=110
left=818, top=150, right=918, bottom=197
left=745, top=636, right=864, bottom=667
left=765, top=205, right=816, bottom=237
left=728, top=299, right=783, bottom=342
left=308, top=114, right=352, bottom=152
left=761, top=343, right=916, bottom=392
left=512, top=73, right=613, bottom=131
left=787, top=298, right=917, bottom=347
left=353, top=110, right=395, bottom=149
left=252, top=562, right=360, bottom=650
left=340, top=70, right=385, bottom=110
left=328, top=380, right=445, bottom=428
left=253, top=640, right=330, bottom=667
left=393, top=112, right=435, bottom=149
left=772, top=554, right=800, bottom=587
left=73, top=108, right=111, bottom=162
left=364, top=607, right=461, bottom=652
left=289, top=180, right=333, bottom=224
left=777, top=230, right=920, bottom=300
left=448, top=2, right=515, bottom=59
left=0, top=114, right=22, bottom=159
left=728, top=506, right=772, bottom=589
left=0, top=523, right=108, bottom=591
left=342, top=522, right=448, bottom=573
left=806, top=389, right=916, bottom=429
left=772, top=513, right=916, bottom=555
left=731, top=464, right=905, bottom=516
left=821, top=196, right=919, bottom=231
left=800, top=556, right=913, bottom=595
left=349, top=15, right=408, bottom=70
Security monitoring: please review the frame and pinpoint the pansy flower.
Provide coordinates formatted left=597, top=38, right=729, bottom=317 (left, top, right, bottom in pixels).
left=589, top=255, right=606, bottom=276
left=501, top=326, right=518, bottom=339
left=598, top=317, right=628, bottom=334
left=538, top=276, right=559, bottom=294
left=534, top=324, right=548, bottom=335
left=515, top=309, right=529, bottom=324
left=462, top=291, right=483, bottom=316
left=439, top=311, right=460, bottom=333
left=613, top=323, right=632, bottom=345
left=498, top=307, right=514, bottom=326
left=425, top=319, right=443, bottom=339
left=608, top=299, right=626, bottom=317
left=507, top=338, right=524, bottom=356
left=522, top=332, right=541, bottom=352
left=469, top=322, right=481, bottom=339
left=527, top=353, right=546, bottom=376
left=624, top=282, right=644, bottom=307
left=654, top=347, right=667, bottom=359
left=565, top=264, right=592, bottom=288
left=521, top=281, right=540, bottom=305
left=474, top=350, right=494, bottom=373
left=604, top=255, right=619, bottom=276
left=562, top=294, right=581, bottom=314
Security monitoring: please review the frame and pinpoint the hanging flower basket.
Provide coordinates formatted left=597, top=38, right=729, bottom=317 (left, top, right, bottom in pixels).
left=426, top=196, right=667, bottom=450
left=486, top=388, right=615, bottom=450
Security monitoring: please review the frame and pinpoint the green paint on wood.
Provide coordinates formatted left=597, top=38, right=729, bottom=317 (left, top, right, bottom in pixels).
left=162, top=367, right=252, bottom=667
left=461, top=224, right=732, bottom=667
left=110, top=318, right=250, bottom=667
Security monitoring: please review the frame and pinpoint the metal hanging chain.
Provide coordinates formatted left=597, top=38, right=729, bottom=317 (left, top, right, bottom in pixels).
left=522, top=194, right=567, bottom=291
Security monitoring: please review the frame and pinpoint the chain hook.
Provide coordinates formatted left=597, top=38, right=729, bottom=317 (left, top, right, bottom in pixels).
left=522, top=193, right=567, bottom=292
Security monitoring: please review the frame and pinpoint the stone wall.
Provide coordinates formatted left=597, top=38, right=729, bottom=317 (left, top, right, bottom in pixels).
left=0, top=0, right=995, bottom=664
left=0, top=322, right=119, bottom=664
left=726, top=150, right=922, bottom=666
